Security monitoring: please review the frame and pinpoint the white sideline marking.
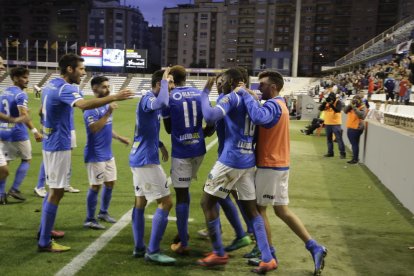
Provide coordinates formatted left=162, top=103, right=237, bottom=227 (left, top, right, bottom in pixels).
left=55, top=138, right=218, bottom=276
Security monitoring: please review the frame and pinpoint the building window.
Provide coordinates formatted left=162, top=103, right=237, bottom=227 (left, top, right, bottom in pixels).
left=228, top=29, right=237, bottom=34
left=229, top=10, right=238, bottom=16
left=255, top=38, right=264, bottom=45
left=199, top=50, right=207, bottom=57
left=200, top=13, right=208, bottom=20
left=256, top=19, right=265, bottom=24
left=200, top=32, right=207, bottom=38
left=183, top=50, right=187, bottom=54
left=116, top=13, right=123, bottom=19
left=200, top=23, right=208, bottom=29
left=256, top=29, right=264, bottom=34
left=183, top=32, right=187, bottom=36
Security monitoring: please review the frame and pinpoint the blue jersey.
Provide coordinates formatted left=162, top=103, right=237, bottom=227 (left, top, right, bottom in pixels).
left=162, top=86, right=206, bottom=158
left=216, top=93, right=225, bottom=157
left=0, top=86, right=29, bottom=142
left=41, top=78, right=83, bottom=152
left=83, top=105, right=113, bottom=163
left=216, top=92, right=255, bottom=169
left=129, top=91, right=163, bottom=167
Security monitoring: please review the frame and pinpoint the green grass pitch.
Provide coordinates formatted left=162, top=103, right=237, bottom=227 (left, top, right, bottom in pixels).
left=0, top=93, right=413, bottom=275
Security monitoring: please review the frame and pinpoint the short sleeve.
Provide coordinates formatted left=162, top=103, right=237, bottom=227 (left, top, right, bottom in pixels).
left=60, top=84, right=83, bottom=106
left=141, top=95, right=157, bottom=112
left=83, top=109, right=100, bottom=126
left=16, top=92, right=28, bottom=109
left=216, top=92, right=238, bottom=115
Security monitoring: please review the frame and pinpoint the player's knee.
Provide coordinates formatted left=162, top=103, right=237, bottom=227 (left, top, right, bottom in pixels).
left=90, top=185, right=100, bottom=192
left=159, top=196, right=173, bottom=211
left=22, top=159, right=31, bottom=164
left=0, top=166, right=9, bottom=179
left=274, top=205, right=289, bottom=219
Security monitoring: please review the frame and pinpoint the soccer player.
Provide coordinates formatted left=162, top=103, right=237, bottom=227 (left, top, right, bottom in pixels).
left=130, top=68, right=176, bottom=265
left=198, top=68, right=276, bottom=273
left=83, top=76, right=131, bottom=230
left=0, top=67, right=43, bottom=201
left=37, top=53, right=134, bottom=253
left=197, top=73, right=252, bottom=253
left=162, top=65, right=212, bottom=254
left=237, top=70, right=327, bottom=275
left=0, top=56, right=29, bottom=204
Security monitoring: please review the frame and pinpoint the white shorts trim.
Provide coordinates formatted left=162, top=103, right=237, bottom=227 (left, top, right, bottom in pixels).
left=255, top=168, right=289, bottom=206
left=171, top=155, right=204, bottom=188
left=0, top=140, right=32, bottom=160
left=0, top=151, right=7, bottom=166
left=204, top=161, right=255, bottom=201
left=131, top=165, right=170, bottom=201
left=86, top=158, right=117, bottom=185
left=71, top=130, right=77, bottom=148
left=43, top=150, right=71, bottom=189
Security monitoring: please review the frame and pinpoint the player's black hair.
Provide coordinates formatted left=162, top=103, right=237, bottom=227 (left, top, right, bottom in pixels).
left=151, top=69, right=165, bottom=88
left=223, top=68, right=244, bottom=89
left=258, top=70, right=284, bottom=92
left=170, top=65, right=186, bottom=86
left=59, top=53, right=84, bottom=75
left=10, top=67, right=29, bottom=79
left=91, top=76, right=109, bottom=88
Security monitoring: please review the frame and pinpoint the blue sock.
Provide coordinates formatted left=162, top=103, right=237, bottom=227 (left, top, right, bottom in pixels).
left=305, top=239, right=319, bottom=251
left=38, top=202, right=58, bottom=248
left=37, top=193, right=49, bottom=235
left=100, top=186, right=113, bottom=214
left=36, top=162, right=46, bottom=189
left=236, top=199, right=253, bottom=234
left=148, top=208, right=169, bottom=254
left=11, top=160, right=30, bottom=191
left=0, top=179, right=6, bottom=194
left=86, top=188, right=98, bottom=221
left=207, top=217, right=225, bottom=256
left=132, top=207, right=145, bottom=250
left=252, top=215, right=272, bottom=263
left=175, top=203, right=189, bottom=247
left=219, top=196, right=245, bottom=239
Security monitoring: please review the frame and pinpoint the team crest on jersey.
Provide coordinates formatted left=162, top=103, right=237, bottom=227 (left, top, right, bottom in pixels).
left=72, top=92, right=81, bottom=98
left=219, top=96, right=230, bottom=104
left=87, top=116, right=95, bottom=124
left=172, top=92, right=183, bottom=101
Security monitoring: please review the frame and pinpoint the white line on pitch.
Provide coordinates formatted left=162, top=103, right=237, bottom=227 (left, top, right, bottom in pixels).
left=55, top=138, right=218, bottom=276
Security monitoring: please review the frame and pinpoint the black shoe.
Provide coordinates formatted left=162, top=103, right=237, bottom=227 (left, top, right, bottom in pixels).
left=0, top=193, right=8, bottom=205
left=8, top=189, right=26, bottom=201
left=347, top=160, right=358, bottom=164
left=340, top=155, right=346, bottom=159
left=324, top=154, right=334, bottom=157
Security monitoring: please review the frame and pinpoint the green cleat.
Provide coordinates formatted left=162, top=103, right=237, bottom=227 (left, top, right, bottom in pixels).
left=144, top=252, right=176, bottom=265
left=243, top=245, right=261, bottom=259
left=225, top=235, right=252, bottom=252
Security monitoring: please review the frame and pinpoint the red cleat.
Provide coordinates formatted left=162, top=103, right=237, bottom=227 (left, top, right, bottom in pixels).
left=252, top=258, right=278, bottom=274
left=197, top=252, right=229, bottom=267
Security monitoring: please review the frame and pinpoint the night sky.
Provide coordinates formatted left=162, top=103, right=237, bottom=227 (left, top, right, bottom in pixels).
left=127, top=0, right=195, bottom=26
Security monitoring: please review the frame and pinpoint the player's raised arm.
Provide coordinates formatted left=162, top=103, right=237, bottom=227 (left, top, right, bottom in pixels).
left=238, top=89, right=280, bottom=126
left=74, top=89, right=134, bottom=111
left=200, top=77, right=225, bottom=125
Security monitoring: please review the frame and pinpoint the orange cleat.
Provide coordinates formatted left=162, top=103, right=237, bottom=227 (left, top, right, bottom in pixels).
left=197, top=252, right=229, bottom=267
left=252, top=258, right=278, bottom=274
left=171, top=242, right=190, bottom=255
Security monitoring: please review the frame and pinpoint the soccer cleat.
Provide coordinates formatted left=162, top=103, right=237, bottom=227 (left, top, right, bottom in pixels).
left=98, top=212, right=117, bottom=223
left=0, top=193, right=8, bottom=205
left=310, top=246, right=328, bottom=276
left=133, top=247, right=146, bottom=258
left=144, top=252, right=176, bottom=265
left=347, top=159, right=358, bottom=164
left=197, top=228, right=209, bottom=238
left=64, top=185, right=80, bottom=193
left=38, top=240, right=71, bottom=253
left=8, top=189, right=26, bottom=201
left=251, top=258, right=278, bottom=274
left=197, top=252, right=229, bottom=267
left=248, top=257, right=261, bottom=266
left=51, top=230, right=65, bottom=239
left=171, top=242, right=190, bottom=255
left=243, top=245, right=261, bottom=259
left=225, top=235, right=252, bottom=252
left=34, top=187, right=47, bottom=198
left=83, top=219, right=106, bottom=230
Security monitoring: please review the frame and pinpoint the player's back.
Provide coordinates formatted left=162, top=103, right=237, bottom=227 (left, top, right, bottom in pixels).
left=218, top=92, right=255, bottom=169
left=0, top=86, right=28, bottom=141
left=166, top=86, right=206, bottom=158
left=129, top=91, right=162, bottom=167
left=41, top=77, right=78, bottom=151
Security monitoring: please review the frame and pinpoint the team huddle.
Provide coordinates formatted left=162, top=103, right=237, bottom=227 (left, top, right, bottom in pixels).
left=0, top=54, right=327, bottom=275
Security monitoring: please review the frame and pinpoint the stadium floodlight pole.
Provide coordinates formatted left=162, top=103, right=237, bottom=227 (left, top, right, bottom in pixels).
left=292, top=0, right=301, bottom=77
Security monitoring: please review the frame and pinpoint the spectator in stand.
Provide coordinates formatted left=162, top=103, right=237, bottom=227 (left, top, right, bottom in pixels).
left=383, top=74, right=396, bottom=103
left=344, top=95, right=367, bottom=164
left=368, top=75, right=375, bottom=100
left=399, top=74, right=410, bottom=105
